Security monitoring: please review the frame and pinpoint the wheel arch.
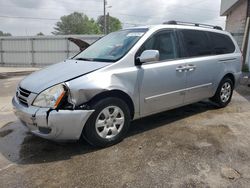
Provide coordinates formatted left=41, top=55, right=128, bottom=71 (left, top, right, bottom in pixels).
left=87, top=90, right=135, bottom=120
left=211, top=72, right=236, bottom=98
left=222, top=73, right=235, bottom=88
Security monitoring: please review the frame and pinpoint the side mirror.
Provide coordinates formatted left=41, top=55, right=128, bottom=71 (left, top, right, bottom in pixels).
left=136, top=50, right=159, bottom=65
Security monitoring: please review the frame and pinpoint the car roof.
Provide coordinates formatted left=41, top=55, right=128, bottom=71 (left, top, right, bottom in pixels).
left=127, top=24, right=229, bottom=35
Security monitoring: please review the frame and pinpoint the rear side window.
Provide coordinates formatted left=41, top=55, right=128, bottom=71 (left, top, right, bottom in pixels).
left=180, top=30, right=212, bottom=57
left=208, top=32, right=235, bottom=55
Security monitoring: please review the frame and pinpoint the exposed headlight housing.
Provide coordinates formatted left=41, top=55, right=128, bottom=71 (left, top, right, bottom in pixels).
left=33, top=84, right=66, bottom=108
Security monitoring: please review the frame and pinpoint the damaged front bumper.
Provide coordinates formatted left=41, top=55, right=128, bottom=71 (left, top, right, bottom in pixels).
left=12, top=96, right=94, bottom=141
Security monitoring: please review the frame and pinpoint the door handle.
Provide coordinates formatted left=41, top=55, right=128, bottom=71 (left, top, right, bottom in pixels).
left=176, top=66, right=186, bottom=72
left=186, top=64, right=196, bottom=72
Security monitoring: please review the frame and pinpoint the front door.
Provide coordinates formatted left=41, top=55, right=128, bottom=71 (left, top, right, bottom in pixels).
left=138, top=30, right=187, bottom=116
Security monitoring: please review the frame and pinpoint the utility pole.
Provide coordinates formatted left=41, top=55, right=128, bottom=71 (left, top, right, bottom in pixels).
left=103, top=0, right=107, bottom=35
left=107, top=12, right=110, bottom=34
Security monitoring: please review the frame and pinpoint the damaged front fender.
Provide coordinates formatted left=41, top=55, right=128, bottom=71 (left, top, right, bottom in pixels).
left=66, top=68, right=139, bottom=115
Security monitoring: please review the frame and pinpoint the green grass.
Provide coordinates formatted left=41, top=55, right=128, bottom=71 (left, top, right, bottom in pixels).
left=242, top=64, right=249, bottom=73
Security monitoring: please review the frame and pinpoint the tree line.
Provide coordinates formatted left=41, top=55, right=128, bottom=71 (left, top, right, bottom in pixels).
left=0, top=31, right=11, bottom=36
left=0, top=12, right=122, bottom=36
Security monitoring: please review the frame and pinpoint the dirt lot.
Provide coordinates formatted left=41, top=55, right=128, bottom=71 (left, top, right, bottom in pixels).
left=1, top=71, right=250, bottom=188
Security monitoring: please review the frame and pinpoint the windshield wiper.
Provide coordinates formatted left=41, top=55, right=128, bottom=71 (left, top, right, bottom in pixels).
left=75, top=58, right=94, bottom=61
left=91, top=58, right=115, bottom=63
left=75, top=57, right=115, bottom=63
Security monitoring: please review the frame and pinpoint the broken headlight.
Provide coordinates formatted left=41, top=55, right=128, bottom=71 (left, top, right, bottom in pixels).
left=32, top=84, right=66, bottom=108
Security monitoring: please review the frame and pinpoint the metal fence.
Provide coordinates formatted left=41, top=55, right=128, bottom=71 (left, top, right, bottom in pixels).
left=0, top=35, right=101, bottom=67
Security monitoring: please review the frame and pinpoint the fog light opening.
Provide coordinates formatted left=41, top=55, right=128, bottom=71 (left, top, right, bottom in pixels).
left=38, top=127, right=52, bottom=134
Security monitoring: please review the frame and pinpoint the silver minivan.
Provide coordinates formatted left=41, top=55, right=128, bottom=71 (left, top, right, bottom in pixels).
left=13, top=21, right=242, bottom=147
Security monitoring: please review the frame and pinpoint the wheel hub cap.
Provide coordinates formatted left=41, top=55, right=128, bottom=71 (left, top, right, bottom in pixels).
left=220, top=82, right=231, bottom=103
left=95, top=106, right=125, bottom=139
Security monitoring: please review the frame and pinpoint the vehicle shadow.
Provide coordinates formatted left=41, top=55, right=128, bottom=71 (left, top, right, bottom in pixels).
left=128, top=101, right=214, bottom=137
left=0, top=100, right=216, bottom=165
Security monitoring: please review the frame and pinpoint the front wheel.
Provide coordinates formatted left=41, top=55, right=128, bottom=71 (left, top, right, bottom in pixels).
left=210, top=77, right=234, bottom=108
left=83, top=97, right=131, bottom=147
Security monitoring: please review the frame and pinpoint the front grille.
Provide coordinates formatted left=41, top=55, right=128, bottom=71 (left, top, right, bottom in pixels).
left=16, top=87, right=31, bottom=107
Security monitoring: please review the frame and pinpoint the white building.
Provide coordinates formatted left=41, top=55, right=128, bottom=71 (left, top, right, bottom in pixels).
left=221, top=0, right=250, bottom=68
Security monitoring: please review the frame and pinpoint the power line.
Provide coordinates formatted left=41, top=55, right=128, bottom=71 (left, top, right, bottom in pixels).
left=184, top=0, right=210, bottom=6
left=108, top=0, right=220, bottom=20
left=0, top=0, right=224, bottom=26
left=0, top=0, right=219, bottom=18
left=122, top=22, right=141, bottom=26
left=0, top=14, right=141, bottom=26
left=0, top=0, right=221, bottom=21
left=0, top=5, right=219, bottom=15
left=0, top=4, right=103, bottom=13
left=58, top=0, right=103, bottom=3
left=110, top=10, right=223, bottom=22
left=0, top=4, right=161, bottom=19
left=0, top=15, right=59, bottom=21
left=110, top=12, right=162, bottom=19
left=166, top=5, right=219, bottom=13
left=0, top=13, right=224, bottom=27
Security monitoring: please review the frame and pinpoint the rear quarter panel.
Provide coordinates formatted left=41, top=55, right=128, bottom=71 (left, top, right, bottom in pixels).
left=211, top=52, right=242, bottom=95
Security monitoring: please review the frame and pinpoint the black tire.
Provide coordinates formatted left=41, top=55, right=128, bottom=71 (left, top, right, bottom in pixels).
left=210, top=77, right=234, bottom=108
left=83, top=97, right=131, bottom=148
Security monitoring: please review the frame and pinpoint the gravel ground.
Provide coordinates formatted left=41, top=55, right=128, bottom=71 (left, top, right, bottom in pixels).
left=0, top=72, right=250, bottom=188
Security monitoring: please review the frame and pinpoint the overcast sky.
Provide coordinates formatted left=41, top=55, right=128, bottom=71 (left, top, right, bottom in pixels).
left=0, top=0, right=225, bottom=36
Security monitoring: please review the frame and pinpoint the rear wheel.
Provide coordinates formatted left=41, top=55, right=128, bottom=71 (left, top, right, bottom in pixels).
left=211, top=77, right=234, bottom=108
left=83, top=97, right=131, bottom=147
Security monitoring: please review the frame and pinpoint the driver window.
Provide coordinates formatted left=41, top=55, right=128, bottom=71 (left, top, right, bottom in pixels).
left=138, top=30, right=178, bottom=61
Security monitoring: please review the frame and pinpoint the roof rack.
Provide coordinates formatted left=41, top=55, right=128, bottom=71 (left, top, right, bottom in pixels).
left=163, top=20, right=223, bottom=31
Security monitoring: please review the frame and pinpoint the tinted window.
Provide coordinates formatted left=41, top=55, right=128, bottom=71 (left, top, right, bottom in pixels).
left=208, top=32, right=235, bottom=55
left=138, top=30, right=178, bottom=61
left=181, top=30, right=212, bottom=57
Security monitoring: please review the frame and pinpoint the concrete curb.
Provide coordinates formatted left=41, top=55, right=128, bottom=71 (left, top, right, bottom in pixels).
left=0, top=71, right=34, bottom=79
left=0, top=67, right=39, bottom=79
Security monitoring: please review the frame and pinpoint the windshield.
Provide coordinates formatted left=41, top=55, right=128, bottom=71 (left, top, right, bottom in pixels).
left=74, top=29, right=148, bottom=62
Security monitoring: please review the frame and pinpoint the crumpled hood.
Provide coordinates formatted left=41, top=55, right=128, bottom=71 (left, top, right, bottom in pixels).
left=19, top=60, right=110, bottom=93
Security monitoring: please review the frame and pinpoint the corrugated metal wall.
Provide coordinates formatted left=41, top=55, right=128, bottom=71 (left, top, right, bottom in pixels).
left=0, top=35, right=101, bottom=67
